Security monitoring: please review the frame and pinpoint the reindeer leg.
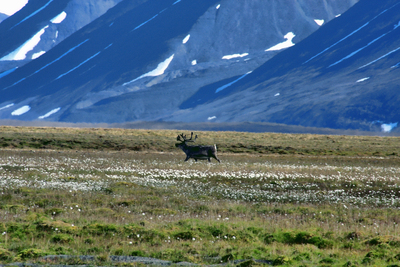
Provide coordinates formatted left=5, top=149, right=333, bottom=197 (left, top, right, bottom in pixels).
left=184, top=156, right=190, bottom=161
left=212, top=155, right=221, bottom=163
left=208, top=158, right=211, bottom=162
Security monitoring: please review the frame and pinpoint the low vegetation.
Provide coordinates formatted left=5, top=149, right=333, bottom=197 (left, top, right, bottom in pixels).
left=1, top=126, right=400, bottom=266
left=1, top=125, right=400, bottom=156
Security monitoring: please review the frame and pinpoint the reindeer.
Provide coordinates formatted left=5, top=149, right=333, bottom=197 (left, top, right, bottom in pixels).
left=175, top=132, right=221, bottom=163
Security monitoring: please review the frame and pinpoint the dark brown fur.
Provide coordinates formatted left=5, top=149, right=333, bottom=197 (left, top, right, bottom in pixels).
left=175, top=132, right=220, bottom=163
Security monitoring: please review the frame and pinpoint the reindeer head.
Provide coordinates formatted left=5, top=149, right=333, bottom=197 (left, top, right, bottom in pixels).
left=175, top=132, right=197, bottom=148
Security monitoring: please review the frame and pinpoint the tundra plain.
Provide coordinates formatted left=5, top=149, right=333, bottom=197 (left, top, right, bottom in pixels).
left=1, top=126, right=400, bottom=266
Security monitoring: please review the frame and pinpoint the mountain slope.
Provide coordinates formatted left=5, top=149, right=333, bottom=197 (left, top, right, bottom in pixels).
left=0, top=0, right=122, bottom=72
left=65, top=0, right=357, bottom=124
left=0, top=13, right=7, bottom=23
left=169, top=0, right=400, bottom=132
left=0, top=0, right=358, bottom=128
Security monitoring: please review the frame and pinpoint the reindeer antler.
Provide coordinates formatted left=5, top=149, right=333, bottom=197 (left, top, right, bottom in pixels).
left=177, top=133, right=184, bottom=142
left=188, top=132, right=198, bottom=142
left=176, top=132, right=198, bottom=143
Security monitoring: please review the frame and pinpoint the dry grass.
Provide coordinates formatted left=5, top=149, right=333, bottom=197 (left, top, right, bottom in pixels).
left=1, top=126, right=400, bottom=156
left=1, top=126, right=400, bottom=266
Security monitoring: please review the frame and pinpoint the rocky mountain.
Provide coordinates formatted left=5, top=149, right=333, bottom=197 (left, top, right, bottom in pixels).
left=2, top=0, right=385, bottom=132
left=171, top=0, right=400, bottom=132
left=0, top=0, right=122, bottom=72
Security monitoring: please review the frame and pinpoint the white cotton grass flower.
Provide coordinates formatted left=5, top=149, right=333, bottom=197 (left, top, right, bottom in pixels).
left=1, top=148, right=400, bottom=208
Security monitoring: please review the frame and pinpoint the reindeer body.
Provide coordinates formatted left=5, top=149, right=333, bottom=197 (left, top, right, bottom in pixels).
left=175, top=132, right=221, bottom=163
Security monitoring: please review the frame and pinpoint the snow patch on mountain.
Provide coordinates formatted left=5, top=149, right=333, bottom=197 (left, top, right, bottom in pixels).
left=0, top=25, right=49, bottom=61
left=222, top=53, right=249, bottom=60
left=182, top=34, right=190, bottom=44
left=314, top=19, right=324, bottom=26
left=265, top=32, right=295, bottom=51
left=0, top=0, right=28, bottom=16
left=38, top=107, right=61, bottom=119
left=356, top=77, right=370, bottom=83
left=11, top=105, right=30, bottom=116
left=123, top=54, right=175, bottom=86
left=32, top=51, right=46, bottom=59
left=51, top=11, right=67, bottom=24
left=381, top=122, right=398, bottom=133
left=0, top=103, right=14, bottom=111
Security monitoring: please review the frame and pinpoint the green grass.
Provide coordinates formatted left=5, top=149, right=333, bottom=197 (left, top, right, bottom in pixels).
left=1, top=126, right=400, bottom=266
left=1, top=125, right=400, bottom=156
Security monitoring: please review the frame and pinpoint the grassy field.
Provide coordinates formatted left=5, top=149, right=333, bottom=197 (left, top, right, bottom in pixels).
left=1, top=126, right=400, bottom=156
left=1, top=126, right=400, bottom=266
